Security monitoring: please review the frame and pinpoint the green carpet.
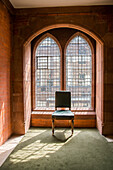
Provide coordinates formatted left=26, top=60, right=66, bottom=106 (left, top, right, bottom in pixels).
left=1, top=128, right=113, bottom=170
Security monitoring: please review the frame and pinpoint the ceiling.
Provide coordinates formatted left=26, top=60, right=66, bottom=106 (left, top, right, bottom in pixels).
left=9, top=0, right=113, bottom=8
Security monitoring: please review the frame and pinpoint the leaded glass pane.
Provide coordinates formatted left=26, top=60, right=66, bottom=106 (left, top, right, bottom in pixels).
left=35, top=37, right=60, bottom=109
left=66, top=36, right=92, bottom=109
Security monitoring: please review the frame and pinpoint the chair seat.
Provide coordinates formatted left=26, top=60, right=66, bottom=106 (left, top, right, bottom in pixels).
left=52, top=110, right=74, bottom=120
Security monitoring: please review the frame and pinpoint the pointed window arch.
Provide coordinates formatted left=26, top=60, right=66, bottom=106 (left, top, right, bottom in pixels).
left=66, top=33, right=93, bottom=109
left=33, top=31, right=94, bottom=111
left=35, top=35, right=61, bottom=109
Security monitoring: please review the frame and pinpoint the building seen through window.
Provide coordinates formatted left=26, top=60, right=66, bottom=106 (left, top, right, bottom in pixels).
left=35, top=37, right=60, bottom=108
left=66, top=36, right=92, bottom=108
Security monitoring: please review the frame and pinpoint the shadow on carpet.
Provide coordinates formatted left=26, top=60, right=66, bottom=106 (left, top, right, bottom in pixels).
left=1, top=128, right=113, bottom=170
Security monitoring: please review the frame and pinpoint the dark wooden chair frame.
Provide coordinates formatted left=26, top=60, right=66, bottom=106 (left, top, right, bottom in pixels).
left=52, top=91, right=74, bottom=136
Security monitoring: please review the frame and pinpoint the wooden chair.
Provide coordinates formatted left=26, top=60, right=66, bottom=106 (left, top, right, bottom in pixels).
left=52, top=91, right=74, bottom=136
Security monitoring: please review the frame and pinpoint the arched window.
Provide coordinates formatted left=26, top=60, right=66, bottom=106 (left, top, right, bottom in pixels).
left=33, top=31, right=94, bottom=111
left=66, top=35, right=92, bottom=109
left=35, top=36, right=61, bottom=109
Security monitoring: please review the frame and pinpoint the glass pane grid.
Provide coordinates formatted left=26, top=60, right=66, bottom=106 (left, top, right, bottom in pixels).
left=35, top=37, right=60, bottom=109
left=66, top=36, right=92, bottom=108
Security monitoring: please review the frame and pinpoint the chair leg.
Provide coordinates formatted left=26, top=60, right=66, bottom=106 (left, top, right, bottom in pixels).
left=71, top=119, right=74, bottom=135
left=52, top=118, right=55, bottom=136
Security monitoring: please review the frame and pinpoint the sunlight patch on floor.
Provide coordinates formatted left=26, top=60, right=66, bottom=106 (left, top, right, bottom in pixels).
left=9, top=129, right=81, bottom=164
left=0, top=135, right=23, bottom=166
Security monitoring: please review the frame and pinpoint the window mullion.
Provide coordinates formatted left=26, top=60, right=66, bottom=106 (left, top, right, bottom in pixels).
left=61, top=48, right=65, bottom=90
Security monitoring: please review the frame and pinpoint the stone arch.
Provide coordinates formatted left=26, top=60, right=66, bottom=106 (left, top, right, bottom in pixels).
left=23, top=24, right=104, bottom=134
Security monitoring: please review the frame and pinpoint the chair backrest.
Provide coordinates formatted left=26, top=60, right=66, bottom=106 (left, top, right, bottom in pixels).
left=55, top=91, right=71, bottom=110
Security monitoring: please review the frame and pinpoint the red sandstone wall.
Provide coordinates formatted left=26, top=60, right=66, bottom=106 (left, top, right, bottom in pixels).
left=23, top=43, right=31, bottom=133
left=1, top=2, right=113, bottom=145
left=12, top=6, right=113, bottom=135
left=96, top=42, right=104, bottom=134
left=0, top=1, right=12, bottom=145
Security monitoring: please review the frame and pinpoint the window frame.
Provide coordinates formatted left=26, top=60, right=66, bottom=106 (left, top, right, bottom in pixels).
left=64, top=32, right=95, bottom=111
left=32, top=32, right=95, bottom=112
left=32, top=33, right=62, bottom=111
